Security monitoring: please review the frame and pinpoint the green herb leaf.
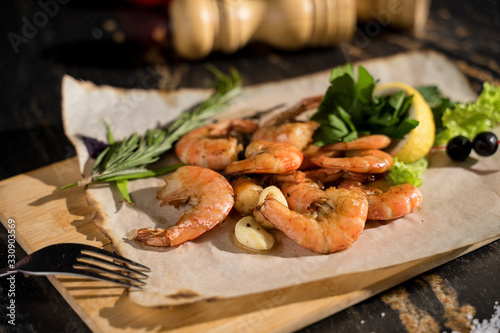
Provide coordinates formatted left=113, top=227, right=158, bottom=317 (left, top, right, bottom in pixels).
left=355, top=66, right=375, bottom=103
left=378, top=118, right=419, bottom=139
left=386, top=157, right=428, bottom=187
left=417, top=85, right=456, bottom=133
left=328, top=63, right=354, bottom=83
left=105, top=119, right=115, bottom=145
left=116, top=179, right=133, bottom=204
left=98, top=163, right=184, bottom=183
left=311, top=64, right=415, bottom=145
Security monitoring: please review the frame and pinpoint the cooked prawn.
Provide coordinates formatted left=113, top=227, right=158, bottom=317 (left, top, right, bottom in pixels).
left=279, top=175, right=326, bottom=213
left=303, top=168, right=344, bottom=186
left=259, top=95, right=323, bottom=127
left=175, top=119, right=258, bottom=170
left=321, top=135, right=391, bottom=151
left=300, top=144, right=342, bottom=170
left=252, top=121, right=319, bottom=151
left=342, top=171, right=378, bottom=183
left=339, top=180, right=422, bottom=220
left=270, top=170, right=307, bottom=185
left=252, top=95, right=322, bottom=150
left=299, top=135, right=390, bottom=170
left=135, top=166, right=234, bottom=247
left=256, top=181, right=368, bottom=254
left=310, top=149, right=393, bottom=174
left=224, top=140, right=303, bottom=175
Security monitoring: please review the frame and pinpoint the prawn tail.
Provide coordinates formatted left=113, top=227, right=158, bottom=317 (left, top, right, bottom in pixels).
left=310, top=156, right=349, bottom=170
left=159, top=193, right=192, bottom=208
left=136, top=228, right=172, bottom=246
left=224, top=161, right=253, bottom=175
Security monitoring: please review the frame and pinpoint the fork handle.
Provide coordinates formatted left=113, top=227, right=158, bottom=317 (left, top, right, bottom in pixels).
left=0, top=269, right=17, bottom=277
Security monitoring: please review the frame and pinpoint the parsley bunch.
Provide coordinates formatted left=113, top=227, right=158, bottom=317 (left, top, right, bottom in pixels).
left=311, top=64, right=418, bottom=146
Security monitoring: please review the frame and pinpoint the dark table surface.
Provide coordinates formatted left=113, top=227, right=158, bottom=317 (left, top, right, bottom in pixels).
left=1, top=1, right=500, bottom=332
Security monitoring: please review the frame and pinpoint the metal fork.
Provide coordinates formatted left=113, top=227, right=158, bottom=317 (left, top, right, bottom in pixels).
left=0, top=243, right=150, bottom=289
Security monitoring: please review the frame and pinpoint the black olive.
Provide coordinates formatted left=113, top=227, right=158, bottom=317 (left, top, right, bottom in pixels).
left=446, top=135, right=472, bottom=161
left=472, top=131, right=498, bottom=156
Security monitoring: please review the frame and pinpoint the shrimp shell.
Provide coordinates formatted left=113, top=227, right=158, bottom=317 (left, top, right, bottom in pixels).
left=303, top=168, right=344, bottom=186
left=300, top=144, right=342, bottom=170
left=366, top=184, right=422, bottom=220
left=257, top=186, right=368, bottom=254
left=251, top=95, right=322, bottom=150
left=339, top=180, right=422, bottom=220
left=175, top=119, right=258, bottom=170
left=135, top=166, right=234, bottom=247
left=224, top=140, right=303, bottom=175
left=311, top=149, right=393, bottom=174
left=322, top=135, right=391, bottom=151
left=252, top=121, right=319, bottom=150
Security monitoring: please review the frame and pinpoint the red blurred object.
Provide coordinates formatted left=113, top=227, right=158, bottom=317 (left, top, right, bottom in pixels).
left=126, top=0, right=172, bottom=8
left=116, top=8, right=170, bottom=46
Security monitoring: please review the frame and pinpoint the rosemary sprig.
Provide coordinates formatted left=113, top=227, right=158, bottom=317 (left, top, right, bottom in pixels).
left=61, top=66, right=242, bottom=202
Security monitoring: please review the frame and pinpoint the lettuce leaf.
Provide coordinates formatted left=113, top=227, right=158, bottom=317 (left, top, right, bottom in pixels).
left=434, top=82, right=500, bottom=146
left=386, top=158, right=428, bottom=187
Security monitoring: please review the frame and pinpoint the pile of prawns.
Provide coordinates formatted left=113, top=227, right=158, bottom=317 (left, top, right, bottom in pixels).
left=135, top=96, right=422, bottom=254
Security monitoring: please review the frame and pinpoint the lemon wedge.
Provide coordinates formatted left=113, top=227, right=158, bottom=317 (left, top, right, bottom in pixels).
left=374, top=82, right=435, bottom=163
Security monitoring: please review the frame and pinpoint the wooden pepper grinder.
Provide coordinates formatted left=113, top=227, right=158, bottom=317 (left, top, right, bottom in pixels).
left=169, top=0, right=356, bottom=59
left=357, top=0, right=431, bottom=32
left=168, top=0, right=429, bottom=59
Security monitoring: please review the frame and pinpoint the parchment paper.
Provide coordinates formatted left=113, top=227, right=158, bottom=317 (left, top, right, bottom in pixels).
left=62, top=51, right=500, bottom=307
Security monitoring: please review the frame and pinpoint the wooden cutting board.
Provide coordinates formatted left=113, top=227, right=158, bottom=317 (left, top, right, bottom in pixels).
left=0, top=157, right=498, bottom=333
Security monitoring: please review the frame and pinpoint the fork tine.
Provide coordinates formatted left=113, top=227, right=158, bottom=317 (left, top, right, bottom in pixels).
left=77, top=253, right=149, bottom=278
left=65, top=269, right=145, bottom=289
left=73, top=261, right=148, bottom=285
left=78, top=244, right=150, bottom=271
